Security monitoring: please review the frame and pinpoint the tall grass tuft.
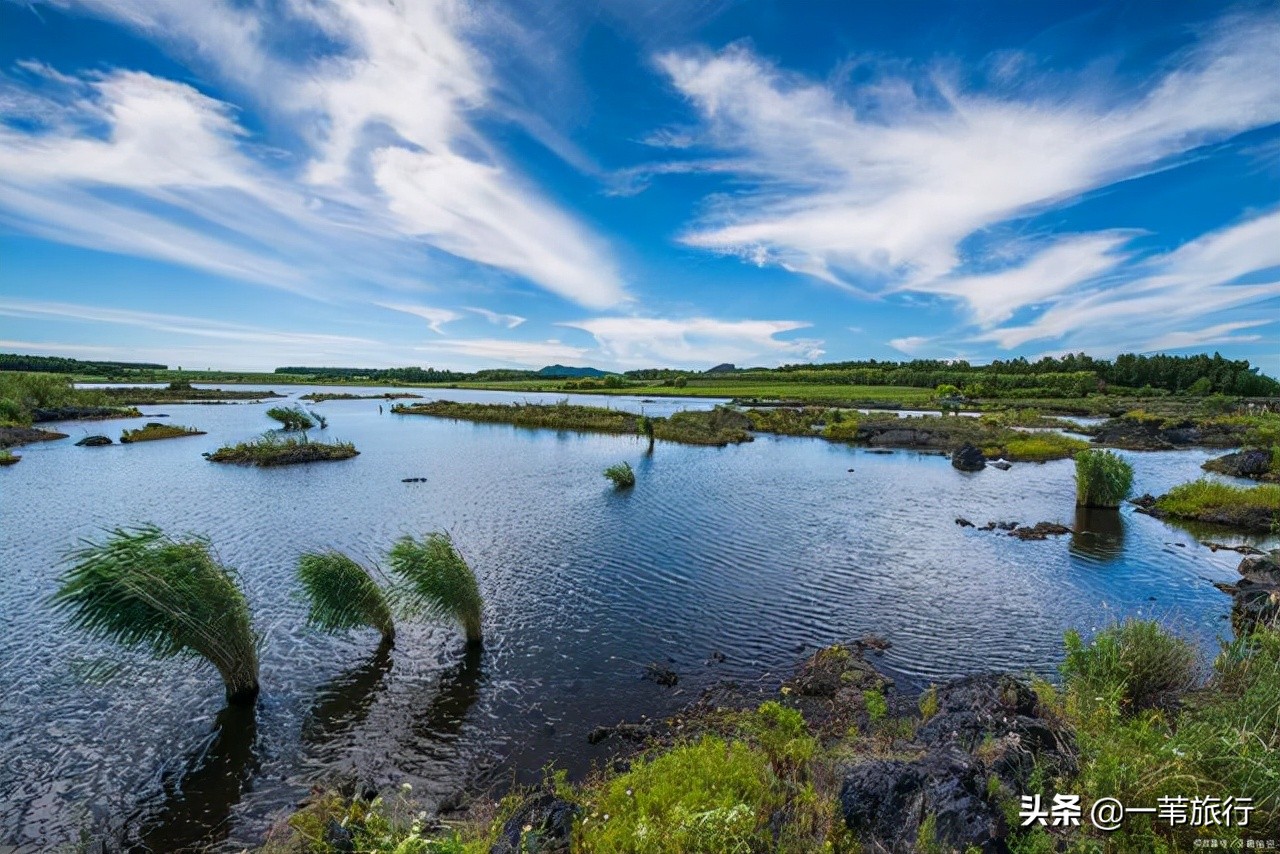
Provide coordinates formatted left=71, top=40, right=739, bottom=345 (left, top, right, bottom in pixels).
left=266, top=405, right=315, bottom=431
left=51, top=526, right=260, bottom=704
left=1074, top=449, right=1134, bottom=507
left=297, top=552, right=395, bottom=646
left=604, top=461, right=635, bottom=488
left=1062, top=618, right=1197, bottom=716
left=387, top=534, right=483, bottom=646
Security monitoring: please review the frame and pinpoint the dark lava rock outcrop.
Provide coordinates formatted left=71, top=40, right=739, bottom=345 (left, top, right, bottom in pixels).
left=75, top=435, right=113, bottom=447
left=491, top=790, right=579, bottom=854
left=1202, top=449, right=1276, bottom=482
left=951, top=442, right=987, bottom=472
left=1215, top=550, right=1280, bottom=634
left=840, top=674, right=1076, bottom=853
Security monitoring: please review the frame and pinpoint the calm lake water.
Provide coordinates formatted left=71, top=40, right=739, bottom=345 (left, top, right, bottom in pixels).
left=0, top=386, right=1272, bottom=851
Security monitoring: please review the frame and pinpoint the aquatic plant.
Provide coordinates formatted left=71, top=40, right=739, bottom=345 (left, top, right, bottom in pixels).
left=0, top=448, right=19, bottom=465
left=603, top=461, right=635, bottom=488
left=387, top=533, right=483, bottom=646
left=1062, top=619, right=1197, bottom=716
left=296, top=552, right=394, bottom=646
left=51, top=526, right=259, bottom=704
left=1074, top=449, right=1134, bottom=507
left=310, top=411, right=327, bottom=429
left=206, top=433, right=358, bottom=466
left=119, top=422, right=205, bottom=443
left=265, top=405, right=315, bottom=431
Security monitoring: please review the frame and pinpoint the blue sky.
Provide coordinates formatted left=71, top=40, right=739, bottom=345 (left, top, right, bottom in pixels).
left=0, top=0, right=1278, bottom=372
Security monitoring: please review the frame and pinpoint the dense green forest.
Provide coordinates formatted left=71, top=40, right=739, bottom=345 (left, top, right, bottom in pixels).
left=2, top=351, right=1276, bottom=397
left=0, top=354, right=166, bottom=375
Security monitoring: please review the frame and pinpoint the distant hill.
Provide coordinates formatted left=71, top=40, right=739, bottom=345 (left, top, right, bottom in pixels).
left=705, top=363, right=737, bottom=374
left=537, top=364, right=609, bottom=378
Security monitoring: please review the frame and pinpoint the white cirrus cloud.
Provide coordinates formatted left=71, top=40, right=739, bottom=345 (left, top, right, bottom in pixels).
left=656, top=17, right=1280, bottom=289
left=562, top=317, right=824, bottom=368
left=376, top=302, right=463, bottom=335
left=977, top=207, right=1280, bottom=353
left=414, top=337, right=589, bottom=367
left=0, top=0, right=625, bottom=308
left=466, top=306, right=527, bottom=328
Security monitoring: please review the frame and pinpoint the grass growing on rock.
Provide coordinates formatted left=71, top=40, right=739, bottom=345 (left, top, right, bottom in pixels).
left=0, top=448, right=19, bottom=465
left=1153, top=479, right=1280, bottom=533
left=1074, top=449, right=1134, bottom=507
left=604, top=461, right=635, bottom=488
left=206, top=433, right=358, bottom=466
left=119, top=422, right=206, bottom=443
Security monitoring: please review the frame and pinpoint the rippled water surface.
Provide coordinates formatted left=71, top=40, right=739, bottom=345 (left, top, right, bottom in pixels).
left=1, top=386, right=1272, bottom=851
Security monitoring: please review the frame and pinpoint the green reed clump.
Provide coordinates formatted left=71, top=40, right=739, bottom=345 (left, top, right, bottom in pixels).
left=266, top=405, right=316, bottom=431
left=119, top=422, right=205, bottom=443
left=297, top=552, right=395, bottom=646
left=603, top=461, right=635, bottom=488
left=51, top=526, right=259, bottom=704
left=388, top=534, right=483, bottom=646
left=1062, top=619, right=1198, bottom=717
left=0, top=448, right=19, bottom=465
left=1074, top=449, right=1134, bottom=507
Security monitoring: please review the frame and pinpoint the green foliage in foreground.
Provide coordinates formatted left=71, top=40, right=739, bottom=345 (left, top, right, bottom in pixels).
left=296, top=552, right=395, bottom=645
left=1054, top=621, right=1280, bottom=849
left=119, top=422, right=205, bottom=443
left=388, top=534, right=483, bottom=646
left=264, top=620, right=1280, bottom=853
left=50, top=526, right=259, bottom=704
left=207, top=434, right=358, bottom=466
left=266, top=405, right=316, bottom=431
left=604, top=461, right=635, bottom=488
left=1074, top=449, right=1135, bottom=507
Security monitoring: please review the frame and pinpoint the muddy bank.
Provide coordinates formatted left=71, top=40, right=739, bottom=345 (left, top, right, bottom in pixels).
left=0, top=426, right=69, bottom=447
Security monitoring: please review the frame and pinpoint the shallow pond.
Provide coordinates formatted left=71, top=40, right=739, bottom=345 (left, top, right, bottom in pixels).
left=0, top=386, right=1272, bottom=851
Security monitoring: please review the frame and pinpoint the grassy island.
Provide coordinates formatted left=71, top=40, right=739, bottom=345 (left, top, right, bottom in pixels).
left=393, top=400, right=754, bottom=447
left=1149, top=479, right=1280, bottom=533
left=0, top=448, right=19, bottom=465
left=207, top=434, right=358, bottom=466
left=300, top=392, right=423, bottom=403
left=119, top=423, right=206, bottom=443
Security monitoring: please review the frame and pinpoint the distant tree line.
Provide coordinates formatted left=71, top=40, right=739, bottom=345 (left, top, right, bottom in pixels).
left=0, top=353, right=167, bottom=375
left=747, top=352, right=1278, bottom=396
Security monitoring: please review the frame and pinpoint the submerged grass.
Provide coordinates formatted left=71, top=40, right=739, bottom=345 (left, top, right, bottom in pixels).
left=1074, top=449, right=1134, bottom=507
left=206, top=433, right=358, bottom=466
left=296, top=552, right=395, bottom=645
left=119, top=422, right=206, bottom=443
left=50, top=526, right=259, bottom=704
left=1154, top=479, right=1280, bottom=532
left=388, top=533, right=483, bottom=646
left=604, top=461, right=635, bottom=488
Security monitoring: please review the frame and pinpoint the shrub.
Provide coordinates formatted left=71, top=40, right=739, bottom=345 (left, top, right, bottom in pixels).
left=296, top=552, right=395, bottom=645
left=1074, top=449, right=1134, bottom=507
left=266, top=405, right=315, bottom=431
left=604, top=461, right=635, bottom=488
left=1062, top=619, right=1197, bottom=717
left=50, top=526, right=259, bottom=704
left=388, top=534, right=483, bottom=646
